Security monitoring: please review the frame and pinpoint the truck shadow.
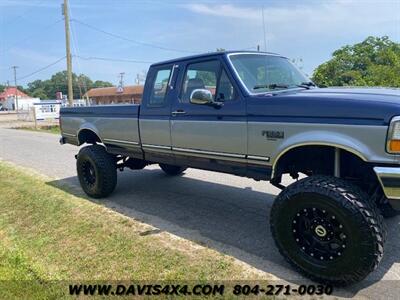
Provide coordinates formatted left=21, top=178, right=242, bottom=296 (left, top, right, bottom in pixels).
left=46, top=168, right=400, bottom=298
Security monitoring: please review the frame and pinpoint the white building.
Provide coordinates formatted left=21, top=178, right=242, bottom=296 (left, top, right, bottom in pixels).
left=2, top=96, right=40, bottom=111
left=0, top=87, right=38, bottom=111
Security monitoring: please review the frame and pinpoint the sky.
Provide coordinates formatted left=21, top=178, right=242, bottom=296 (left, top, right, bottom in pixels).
left=0, top=0, right=399, bottom=88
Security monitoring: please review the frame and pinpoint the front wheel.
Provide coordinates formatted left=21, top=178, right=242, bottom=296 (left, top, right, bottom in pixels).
left=77, top=145, right=117, bottom=198
left=270, top=175, right=386, bottom=286
left=378, top=199, right=400, bottom=218
left=159, top=164, right=187, bottom=176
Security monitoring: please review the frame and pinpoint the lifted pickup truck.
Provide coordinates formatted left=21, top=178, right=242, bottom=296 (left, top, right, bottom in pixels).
left=60, top=51, right=400, bottom=286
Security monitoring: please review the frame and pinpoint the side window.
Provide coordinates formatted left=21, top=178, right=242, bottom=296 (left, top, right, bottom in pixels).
left=148, top=68, right=172, bottom=107
left=180, top=60, right=220, bottom=103
left=216, top=69, right=236, bottom=102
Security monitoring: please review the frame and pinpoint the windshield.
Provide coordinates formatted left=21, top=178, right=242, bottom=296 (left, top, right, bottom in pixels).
left=228, top=54, right=311, bottom=94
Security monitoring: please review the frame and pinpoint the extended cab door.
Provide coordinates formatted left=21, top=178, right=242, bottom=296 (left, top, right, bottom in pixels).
left=170, top=58, right=247, bottom=167
left=139, top=64, right=178, bottom=164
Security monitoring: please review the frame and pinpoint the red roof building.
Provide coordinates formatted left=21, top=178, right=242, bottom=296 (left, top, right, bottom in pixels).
left=84, top=85, right=143, bottom=105
left=0, top=87, right=31, bottom=102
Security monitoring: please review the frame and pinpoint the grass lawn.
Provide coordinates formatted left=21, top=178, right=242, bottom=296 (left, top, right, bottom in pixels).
left=0, top=162, right=268, bottom=298
left=14, top=125, right=60, bottom=135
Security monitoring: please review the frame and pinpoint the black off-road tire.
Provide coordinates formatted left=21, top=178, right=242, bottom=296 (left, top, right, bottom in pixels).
left=77, top=145, right=117, bottom=198
left=159, top=164, right=187, bottom=176
left=270, top=175, right=386, bottom=286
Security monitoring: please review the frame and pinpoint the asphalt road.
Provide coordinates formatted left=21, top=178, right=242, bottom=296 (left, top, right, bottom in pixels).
left=1, top=127, right=400, bottom=299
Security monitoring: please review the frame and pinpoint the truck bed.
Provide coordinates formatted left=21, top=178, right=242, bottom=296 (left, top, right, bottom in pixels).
left=60, top=104, right=141, bottom=157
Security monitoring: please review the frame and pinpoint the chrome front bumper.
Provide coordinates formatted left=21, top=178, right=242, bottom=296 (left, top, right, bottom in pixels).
left=374, top=167, right=400, bottom=202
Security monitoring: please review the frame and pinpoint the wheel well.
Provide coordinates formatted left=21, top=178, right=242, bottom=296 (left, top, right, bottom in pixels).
left=272, top=145, right=379, bottom=194
left=78, top=129, right=101, bottom=145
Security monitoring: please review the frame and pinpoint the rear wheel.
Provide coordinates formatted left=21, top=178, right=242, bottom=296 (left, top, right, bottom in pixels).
left=270, top=175, right=386, bottom=286
left=159, top=164, right=187, bottom=176
left=77, top=145, right=117, bottom=198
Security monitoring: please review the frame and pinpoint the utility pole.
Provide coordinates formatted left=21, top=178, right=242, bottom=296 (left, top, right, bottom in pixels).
left=119, top=72, right=125, bottom=87
left=117, top=72, right=125, bottom=93
left=63, top=0, right=73, bottom=106
left=11, top=66, right=19, bottom=112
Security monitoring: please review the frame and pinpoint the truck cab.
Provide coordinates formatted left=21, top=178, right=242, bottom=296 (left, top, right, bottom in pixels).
left=140, top=52, right=259, bottom=179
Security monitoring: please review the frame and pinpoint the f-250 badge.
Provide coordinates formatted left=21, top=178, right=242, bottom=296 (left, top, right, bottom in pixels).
left=262, top=130, right=284, bottom=140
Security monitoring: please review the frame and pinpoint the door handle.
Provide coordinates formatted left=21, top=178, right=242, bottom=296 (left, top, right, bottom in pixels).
left=171, top=110, right=186, bottom=116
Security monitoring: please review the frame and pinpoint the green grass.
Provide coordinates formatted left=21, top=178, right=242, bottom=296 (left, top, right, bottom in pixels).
left=0, top=243, right=62, bottom=299
left=0, top=162, right=267, bottom=298
left=14, top=125, right=60, bottom=135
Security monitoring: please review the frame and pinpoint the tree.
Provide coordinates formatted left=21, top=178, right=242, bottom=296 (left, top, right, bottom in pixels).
left=92, top=80, right=113, bottom=88
left=30, top=88, right=48, bottom=100
left=25, top=71, right=114, bottom=99
left=312, top=36, right=400, bottom=88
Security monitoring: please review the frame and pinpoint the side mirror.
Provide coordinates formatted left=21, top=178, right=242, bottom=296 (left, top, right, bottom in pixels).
left=190, top=89, right=213, bottom=105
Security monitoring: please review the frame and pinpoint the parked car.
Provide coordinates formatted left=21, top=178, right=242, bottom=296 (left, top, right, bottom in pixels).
left=59, top=51, right=400, bottom=286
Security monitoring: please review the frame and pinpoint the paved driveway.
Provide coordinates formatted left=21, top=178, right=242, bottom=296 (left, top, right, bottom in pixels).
left=1, top=127, right=400, bottom=299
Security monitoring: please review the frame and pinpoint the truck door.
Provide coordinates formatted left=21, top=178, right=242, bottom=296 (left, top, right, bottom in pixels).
left=139, top=64, right=178, bottom=164
left=170, top=58, right=247, bottom=168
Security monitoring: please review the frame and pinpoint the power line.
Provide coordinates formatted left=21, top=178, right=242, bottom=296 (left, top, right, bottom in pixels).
left=74, top=55, right=154, bottom=64
left=71, top=18, right=199, bottom=54
left=17, top=56, right=66, bottom=81
left=4, top=0, right=47, bottom=26
left=4, top=55, right=150, bottom=85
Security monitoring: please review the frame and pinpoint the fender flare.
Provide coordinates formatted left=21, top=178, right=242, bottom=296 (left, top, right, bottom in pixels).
left=271, top=131, right=369, bottom=178
left=77, top=125, right=103, bottom=145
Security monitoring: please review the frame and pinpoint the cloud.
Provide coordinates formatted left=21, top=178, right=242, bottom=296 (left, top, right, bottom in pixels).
left=184, top=3, right=260, bottom=19
left=181, top=1, right=399, bottom=51
left=181, top=0, right=399, bottom=74
left=183, top=1, right=400, bottom=34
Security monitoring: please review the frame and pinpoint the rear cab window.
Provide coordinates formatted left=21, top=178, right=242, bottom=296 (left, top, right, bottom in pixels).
left=148, top=68, right=172, bottom=107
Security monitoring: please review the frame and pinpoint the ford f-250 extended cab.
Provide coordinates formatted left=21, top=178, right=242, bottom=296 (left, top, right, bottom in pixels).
left=60, top=51, right=400, bottom=286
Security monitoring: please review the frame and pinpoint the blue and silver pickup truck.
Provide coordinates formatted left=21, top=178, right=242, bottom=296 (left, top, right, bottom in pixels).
left=60, top=51, right=400, bottom=286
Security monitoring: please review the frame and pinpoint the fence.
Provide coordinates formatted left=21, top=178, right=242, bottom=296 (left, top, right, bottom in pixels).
left=16, top=109, right=33, bottom=122
left=15, top=101, right=61, bottom=127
